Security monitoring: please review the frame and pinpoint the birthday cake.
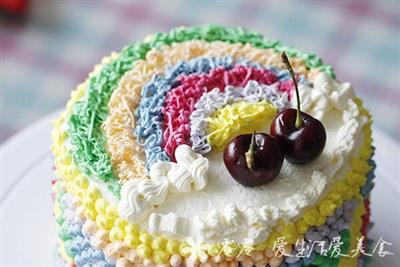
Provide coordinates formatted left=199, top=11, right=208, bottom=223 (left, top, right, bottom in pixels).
left=51, top=25, right=375, bottom=267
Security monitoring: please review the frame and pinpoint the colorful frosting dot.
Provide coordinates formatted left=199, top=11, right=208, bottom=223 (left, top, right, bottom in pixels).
left=153, top=250, right=170, bottom=264
left=151, top=236, right=167, bottom=250
left=139, top=232, right=153, bottom=245
left=124, top=234, right=140, bottom=249
left=137, top=244, right=152, bottom=259
left=125, top=224, right=140, bottom=235
left=166, top=240, right=181, bottom=254
left=109, top=226, right=124, bottom=242
left=223, top=242, right=240, bottom=258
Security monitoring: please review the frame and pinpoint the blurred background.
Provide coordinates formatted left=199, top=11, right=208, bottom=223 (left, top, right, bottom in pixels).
left=1, top=0, right=399, bottom=144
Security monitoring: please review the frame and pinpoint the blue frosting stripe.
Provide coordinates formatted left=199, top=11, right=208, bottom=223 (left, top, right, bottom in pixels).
left=134, top=56, right=235, bottom=170
left=360, top=147, right=376, bottom=197
left=134, top=56, right=310, bottom=170
left=56, top=193, right=114, bottom=267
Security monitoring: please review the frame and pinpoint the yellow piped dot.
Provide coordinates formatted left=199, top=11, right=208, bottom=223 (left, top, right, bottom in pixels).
left=66, top=182, right=75, bottom=194
left=137, top=244, right=152, bottom=259
left=275, top=219, right=286, bottom=232
left=151, top=236, right=167, bottom=250
left=76, top=189, right=85, bottom=200
left=335, top=181, right=349, bottom=197
left=109, top=226, right=125, bottom=242
left=303, top=208, right=320, bottom=226
left=207, top=243, right=222, bottom=257
left=153, top=250, right=170, bottom=264
left=318, top=199, right=336, bottom=217
left=364, top=128, right=372, bottom=139
left=344, top=189, right=355, bottom=200
left=62, top=155, right=73, bottom=166
left=84, top=208, right=97, bottom=221
left=83, top=197, right=95, bottom=209
left=139, top=232, right=152, bottom=245
left=280, top=223, right=298, bottom=243
left=125, top=224, right=140, bottom=235
left=295, top=219, right=309, bottom=234
left=166, top=240, right=181, bottom=254
left=178, top=243, right=191, bottom=257
left=114, top=218, right=128, bottom=229
left=75, top=176, right=88, bottom=188
left=351, top=158, right=371, bottom=174
left=345, top=172, right=358, bottom=186
left=327, top=191, right=343, bottom=206
left=359, top=146, right=372, bottom=160
left=87, top=186, right=101, bottom=200
left=95, top=198, right=107, bottom=213
left=124, top=233, right=140, bottom=249
left=266, top=232, right=280, bottom=249
left=354, top=173, right=367, bottom=186
left=70, top=169, right=81, bottom=179
left=223, top=242, right=240, bottom=258
left=105, top=205, right=118, bottom=220
left=96, top=214, right=112, bottom=230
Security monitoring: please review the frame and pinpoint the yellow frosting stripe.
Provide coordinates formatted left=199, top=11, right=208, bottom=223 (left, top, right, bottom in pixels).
left=207, top=100, right=277, bottom=151
left=338, top=198, right=366, bottom=267
left=104, top=40, right=319, bottom=180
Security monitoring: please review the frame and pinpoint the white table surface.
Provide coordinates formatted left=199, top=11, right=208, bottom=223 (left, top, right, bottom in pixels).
left=1, top=109, right=400, bottom=267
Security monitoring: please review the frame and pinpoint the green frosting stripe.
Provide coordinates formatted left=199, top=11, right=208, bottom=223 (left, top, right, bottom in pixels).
left=67, top=25, right=336, bottom=196
left=311, top=229, right=351, bottom=267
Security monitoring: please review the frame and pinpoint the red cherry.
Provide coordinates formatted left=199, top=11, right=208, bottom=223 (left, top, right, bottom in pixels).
left=271, top=52, right=326, bottom=164
left=270, top=108, right=326, bottom=164
left=223, top=133, right=283, bottom=187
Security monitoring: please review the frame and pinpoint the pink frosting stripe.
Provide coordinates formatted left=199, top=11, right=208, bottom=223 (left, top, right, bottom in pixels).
left=162, top=65, right=281, bottom=159
left=278, top=79, right=295, bottom=98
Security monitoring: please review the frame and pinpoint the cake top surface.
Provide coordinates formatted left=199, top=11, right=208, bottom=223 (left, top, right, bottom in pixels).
left=52, top=25, right=370, bottom=247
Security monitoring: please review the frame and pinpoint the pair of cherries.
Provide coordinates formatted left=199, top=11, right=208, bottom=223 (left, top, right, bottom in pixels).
left=223, top=53, right=326, bottom=187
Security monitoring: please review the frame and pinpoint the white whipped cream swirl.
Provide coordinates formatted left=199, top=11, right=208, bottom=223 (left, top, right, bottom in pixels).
left=118, top=145, right=209, bottom=223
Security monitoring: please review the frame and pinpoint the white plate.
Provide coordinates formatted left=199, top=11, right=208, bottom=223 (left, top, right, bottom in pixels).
left=1, top=109, right=400, bottom=267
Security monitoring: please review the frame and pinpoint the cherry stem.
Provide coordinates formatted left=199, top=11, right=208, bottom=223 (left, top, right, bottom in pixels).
left=281, top=52, right=303, bottom=128
left=245, top=131, right=256, bottom=170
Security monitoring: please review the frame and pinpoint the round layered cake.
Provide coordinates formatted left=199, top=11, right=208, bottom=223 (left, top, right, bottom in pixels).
left=51, top=25, right=375, bottom=267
